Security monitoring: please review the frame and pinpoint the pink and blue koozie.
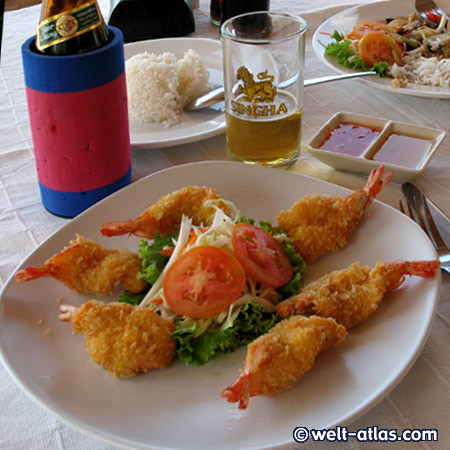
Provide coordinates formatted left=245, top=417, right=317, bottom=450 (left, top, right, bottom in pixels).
left=22, top=26, right=131, bottom=218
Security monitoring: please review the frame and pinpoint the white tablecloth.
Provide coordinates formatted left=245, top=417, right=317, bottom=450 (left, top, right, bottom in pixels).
left=1, top=0, right=449, bottom=448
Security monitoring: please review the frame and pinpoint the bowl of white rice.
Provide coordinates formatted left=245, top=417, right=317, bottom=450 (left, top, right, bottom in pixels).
left=126, top=49, right=210, bottom=126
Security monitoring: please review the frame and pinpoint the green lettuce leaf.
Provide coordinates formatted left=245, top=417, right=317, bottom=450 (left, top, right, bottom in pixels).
left=172, top=301, right=279, bottom=366
left=258, top=220, right=307, bottom=298
left=373, top=61, right=390, bottom=76
left=118, top=232, right=177, bottom=304
left=118, top=290, right=146, bottom=306
left=137, top=233, right=177, bottom=285
left=238, top=215, right=255, bottom=225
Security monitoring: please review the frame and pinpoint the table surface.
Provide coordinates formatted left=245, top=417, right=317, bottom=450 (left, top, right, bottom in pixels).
left=1, top=0, right=450, bottom=449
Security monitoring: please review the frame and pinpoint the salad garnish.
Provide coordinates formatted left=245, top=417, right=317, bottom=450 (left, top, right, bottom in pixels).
left=325, top=30, right=390, bottom=76
left=119, top=200, right=306, bottom=366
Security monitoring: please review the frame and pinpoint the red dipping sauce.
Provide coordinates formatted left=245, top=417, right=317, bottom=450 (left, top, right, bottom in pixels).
left=319, top=122, right=381, bottom=157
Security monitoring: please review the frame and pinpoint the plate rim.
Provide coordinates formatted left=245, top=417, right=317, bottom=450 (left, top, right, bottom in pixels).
left=312, top=0, right=450, bottom=99
left=0, top=161, right=441, bottom=450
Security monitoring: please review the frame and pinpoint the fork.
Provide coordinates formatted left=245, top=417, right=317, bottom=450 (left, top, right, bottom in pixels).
left=415, top=0, right=445, bottom=26
left=399, top=182, right=450, bottom=274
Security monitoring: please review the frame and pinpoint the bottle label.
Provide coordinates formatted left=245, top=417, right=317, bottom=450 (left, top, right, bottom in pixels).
left=37, top=1, right=102, bottom=51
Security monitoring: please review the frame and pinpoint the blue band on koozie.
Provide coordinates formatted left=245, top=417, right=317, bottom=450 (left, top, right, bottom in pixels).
left=39, top=166, right=132, bottom=218
left=22, top=26, right=124, bottom=93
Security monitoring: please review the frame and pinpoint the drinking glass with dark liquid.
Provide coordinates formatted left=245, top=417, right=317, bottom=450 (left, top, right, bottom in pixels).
left=210, top=0, right=270, bottom=26
left=210, top=0, right=222, bottom=26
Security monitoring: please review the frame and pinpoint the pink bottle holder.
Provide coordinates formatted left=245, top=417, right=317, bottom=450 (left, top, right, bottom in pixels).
left=22, top=26, right=131, bottom=218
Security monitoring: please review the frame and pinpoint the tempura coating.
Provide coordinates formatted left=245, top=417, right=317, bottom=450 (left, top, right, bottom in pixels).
left=101, top=185, right=229, bottom=239
left=15, top=234, right=147, bottom=295
left=59, top=300, right=175, bottom=378
left=277, top=166, right=393, bottom=264
left=221, top=315, right=347, bottom=409
left=276, top=259, right=440, bottom=328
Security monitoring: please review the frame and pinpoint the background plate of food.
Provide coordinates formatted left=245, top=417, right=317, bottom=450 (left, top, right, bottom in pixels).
left=0, top=161, right=440, bottom=449
left=124, top=38, right=225, bottom=149
left=312, top=0, right=450, bottom=98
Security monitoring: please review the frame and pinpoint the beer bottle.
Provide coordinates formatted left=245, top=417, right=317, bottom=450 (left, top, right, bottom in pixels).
left=36, top=0, right=109, bottom=55
left=209, top=0, right=222, bottom=26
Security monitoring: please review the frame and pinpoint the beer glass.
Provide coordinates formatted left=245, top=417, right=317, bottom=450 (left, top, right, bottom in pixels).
left=221, top=12, right=306, bottom=167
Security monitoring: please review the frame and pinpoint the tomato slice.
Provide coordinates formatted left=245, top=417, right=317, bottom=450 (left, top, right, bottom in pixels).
left=163, top=246, right=246, bottom=319
left=358, top=32, right=402, bottom=66
left=232, top=223, right=293, bottom=289
left=351, top=20, right=391, bottom=39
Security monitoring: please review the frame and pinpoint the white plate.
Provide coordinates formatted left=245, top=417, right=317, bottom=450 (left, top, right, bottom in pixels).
left=0, top=162, right=440, bottom=450
left=312, top=0, right=450, bottom=99
left=124, top=38, right=226, bottom=148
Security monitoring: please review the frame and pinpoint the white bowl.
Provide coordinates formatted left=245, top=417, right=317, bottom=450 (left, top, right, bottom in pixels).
left=306, top=112, right=445, bottom=183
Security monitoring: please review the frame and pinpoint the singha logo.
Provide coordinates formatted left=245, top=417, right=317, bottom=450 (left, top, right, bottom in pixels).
left=236, top=66, right=277, bottom=103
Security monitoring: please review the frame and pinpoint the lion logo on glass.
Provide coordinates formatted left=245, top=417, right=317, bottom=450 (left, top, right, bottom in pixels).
left=232, top=65, right=289, bottom=119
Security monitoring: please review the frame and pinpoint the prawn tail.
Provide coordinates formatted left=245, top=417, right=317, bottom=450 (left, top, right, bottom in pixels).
left=14, top=266, right=50, bottom=282
left=383, top=259, right=440, bottom=293
left=400, top=260, right=441, bottom=278
left=100, top=215, right=157, bottom=238
left=100, top=219, right=137, bottom=237
left=58, top=304, right=77, bottom=322
left=221, top=372, right=251, bottom=410
left=363, top=165, right=394, bottom=200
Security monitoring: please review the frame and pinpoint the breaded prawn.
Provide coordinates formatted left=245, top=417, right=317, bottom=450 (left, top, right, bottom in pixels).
left=101, top=185, right=229, bottom=239
left=277, top=166, right=393, bottom=264
left=59, top=300, right=175, bottom=378
left=276, top=259, right=440, bottom=328
left=221, top=315, right=347, bottom=409
left=15, top=234, right=147, bottom=295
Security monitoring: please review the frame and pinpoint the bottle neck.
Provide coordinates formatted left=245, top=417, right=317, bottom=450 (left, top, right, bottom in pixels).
left=36, top=0, right=108, bottom=54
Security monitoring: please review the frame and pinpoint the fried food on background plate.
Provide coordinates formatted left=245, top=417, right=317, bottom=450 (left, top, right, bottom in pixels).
left=15, top=234, right=148, bottom=295
left=221, top=315, right=347, bottom=409
left=277, top=166, right=393, bottom=264
left=276, top=259, right=440, bottom=328
left=59, top=300, right=175, bottom=378
left=101, top=185, right=230, bottom=239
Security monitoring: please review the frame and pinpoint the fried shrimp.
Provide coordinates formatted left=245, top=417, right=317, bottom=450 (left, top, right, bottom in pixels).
left=221, top=315, right=347, bottom=409
left=277, top=166, right=393, bottom=264
left=15, top=234, right=147, bottom=295
left=59, top=300, right=175, bottom=377
left=100, top=185, right=229, bottom=239
left=276, top=259, right=440, bottom=328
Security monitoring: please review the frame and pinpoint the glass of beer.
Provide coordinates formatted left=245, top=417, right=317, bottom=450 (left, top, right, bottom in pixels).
left=221, top=12, right=306, bottom=168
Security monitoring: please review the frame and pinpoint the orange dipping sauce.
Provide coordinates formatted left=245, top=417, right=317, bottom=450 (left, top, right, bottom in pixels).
left=371, top=134, right=432, bottom=169
left=319, top=122, right=381, bottom=157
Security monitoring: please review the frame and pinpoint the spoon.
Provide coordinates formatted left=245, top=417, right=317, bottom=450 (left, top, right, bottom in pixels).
left=185, top=71, right=377, bottom=111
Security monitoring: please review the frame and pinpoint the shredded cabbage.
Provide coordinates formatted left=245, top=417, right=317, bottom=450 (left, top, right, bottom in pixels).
left=140, top=215, right=192, bottom=308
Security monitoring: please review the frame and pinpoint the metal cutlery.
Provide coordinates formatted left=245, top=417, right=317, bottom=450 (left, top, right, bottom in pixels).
left=415, top=0, right=445, bottom=27
left=185, top=70, right=376, bottom=111
left=400, top=182, right=450, bottom=274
